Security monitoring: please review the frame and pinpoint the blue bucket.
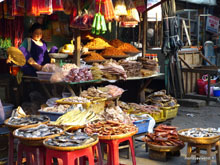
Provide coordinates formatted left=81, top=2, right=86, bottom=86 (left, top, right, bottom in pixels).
left=0, top=103, right=14, bottom=124
left=213, top=90, right=220, bottom=97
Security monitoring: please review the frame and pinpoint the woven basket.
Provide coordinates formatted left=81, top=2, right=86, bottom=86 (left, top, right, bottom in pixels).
left=43, top=136, right=99, bottom=151
left=147, top=142, right=185, bottom=152
left=178, top=128, right=220, bottom=144
left=13, top=124, right=64, bottom=146
left=4, top=117, right=50, bottom=132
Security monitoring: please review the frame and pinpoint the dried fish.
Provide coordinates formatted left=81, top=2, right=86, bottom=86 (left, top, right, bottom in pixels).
left=7, top=115, right=49, bottom=126
left=14, top=124, right=63, bottom=138
left=180, top=128, right=220, bottom=138
left=44, top=130, right=96, bottom=147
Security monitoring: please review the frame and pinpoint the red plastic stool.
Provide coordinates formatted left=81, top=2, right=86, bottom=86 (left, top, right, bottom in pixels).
left=100, top=136, right=136, bottom=165
left=45, top=146, right=95, bottom=165
left=17, top=142, right=45, bottom=165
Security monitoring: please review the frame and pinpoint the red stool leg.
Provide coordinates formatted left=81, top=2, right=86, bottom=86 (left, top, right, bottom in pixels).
left=111, top=140, right=120, bottom=165
left=8, top=132, right=14, bottom=165
left=128, top=137, right=136, bottom=165
left=93, top=142, right=103, bottom=165
left=17, top=142, right=24, bottom=165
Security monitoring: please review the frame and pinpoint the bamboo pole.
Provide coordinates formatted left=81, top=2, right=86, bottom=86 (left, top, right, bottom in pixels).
left=73, top=0, right=81, bottom=66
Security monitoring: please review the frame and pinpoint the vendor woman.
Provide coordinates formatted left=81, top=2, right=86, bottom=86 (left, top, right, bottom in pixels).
left=19, top=23, right=50, bottom=76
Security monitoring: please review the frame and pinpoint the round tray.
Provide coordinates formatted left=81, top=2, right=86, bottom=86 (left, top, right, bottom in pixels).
left=147, top=142, right=185, bottom=152
left=43, top=136, right=99, bottom=151
left=124, top=51, right=140, bottom=56
left=13, top=124, right=64, bottom=146
left=178, top=128, right=220, bottom=144
left=4, top=117, right=50, bottom=132
left=85, top=128, right=138, bottom=140
left=49, top=53, right=69, bottom=59
left=102, top=55, right=129, bottom=59
left=63, top=124, right=86, bottom=131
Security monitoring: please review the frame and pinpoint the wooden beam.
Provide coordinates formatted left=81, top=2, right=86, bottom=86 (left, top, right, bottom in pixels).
left=142, top=11, right=147, bottom=57
left=143, top=0, right=168, bottom=14
left=182, top=20, right=192, bottom=46
left=73, top=0, right=81, bottom=66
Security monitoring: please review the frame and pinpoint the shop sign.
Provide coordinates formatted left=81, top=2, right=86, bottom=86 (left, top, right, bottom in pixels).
left=147, top=0, right=162, bottom=21
left=206, top=16, right=220, bottom=34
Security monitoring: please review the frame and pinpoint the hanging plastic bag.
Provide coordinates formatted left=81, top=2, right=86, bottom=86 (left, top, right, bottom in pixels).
left=63, top=0, right=75, bottom=15
left=114, top=0, right=127, bottom=16
left=52, top=0, right=63, bottom=11
left=26, top=0, right=39, bottom=16
left=124, top=0, right=140, bottom=22
left=38, top=0, right=53, bottom=15
left=12, top=0, right=25, bottom=16
left=95, top=0, right=115, bottom=22
left=133, top=0, right=146, bottom=13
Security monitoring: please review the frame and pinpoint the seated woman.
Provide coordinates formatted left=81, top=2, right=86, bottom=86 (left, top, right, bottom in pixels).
left=19, top=23, right=51, bottom=76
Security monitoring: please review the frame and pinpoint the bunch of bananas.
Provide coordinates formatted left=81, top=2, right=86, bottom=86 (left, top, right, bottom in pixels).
left=53, top=108, right=99, bottom=126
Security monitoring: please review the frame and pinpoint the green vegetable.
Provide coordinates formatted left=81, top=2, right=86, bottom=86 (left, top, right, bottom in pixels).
left=92, top=13, right=98, bottom=28
left=100, top=15, right=107, bottom=34
left=96, top=14, right=101, bottom=31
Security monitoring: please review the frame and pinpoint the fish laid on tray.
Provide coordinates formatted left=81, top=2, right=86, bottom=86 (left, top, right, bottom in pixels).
left=45, top=130, right=96, bottom=147
left=14, top=124, right=63, bottom=138
left=7, top=115, right=49, bottom=126
left=179, top=128, right=220, bottom=138
left=85, top=120, right=136, bottom=136
left=143, top=125, right=184, bottom=147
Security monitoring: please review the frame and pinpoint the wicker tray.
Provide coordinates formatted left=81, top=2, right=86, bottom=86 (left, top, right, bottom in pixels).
left=43, top=136, right=99, bottom=151
left=85, top=129, right=138, bottom=140
left=13, top=124, right=64, bottom=146
left=178, top=128, right=220, bottom=144
left=102, top=55, right=129, bottom=59
left=147, top=142, right=185, bottom=152
left=4, top=117, right=50, bottom=132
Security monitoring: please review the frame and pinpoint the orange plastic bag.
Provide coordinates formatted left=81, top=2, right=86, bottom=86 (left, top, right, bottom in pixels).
left=12, top=0, right=25, bottom=16
left=52, top=0, right=63, bottom=11
left=26, top=0, right=39, bottom=16
left=38, top=0, right=53, bottom=15
left=95, top=0, right=115, bottom=22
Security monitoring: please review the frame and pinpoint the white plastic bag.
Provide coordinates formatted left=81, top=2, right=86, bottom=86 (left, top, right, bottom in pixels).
left=0, top=100, right=5, bottom=123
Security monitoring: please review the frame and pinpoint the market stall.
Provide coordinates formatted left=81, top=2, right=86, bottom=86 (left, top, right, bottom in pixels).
left=0, top=0, right=190, bottom=165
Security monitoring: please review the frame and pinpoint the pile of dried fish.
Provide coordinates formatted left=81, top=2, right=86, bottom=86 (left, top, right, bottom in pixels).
left=144, top=125, right=184, bottom=147
left=85, top=120, right=137, bottom=136
left=137, top=57, right=158, bottom=71
left=14, top=124, right=63, bottom=138
left=40, top=105, right=71, bottom=113
left=119, top=60, right=142, bottom=77
left=80, top=85, right=124, bottom=99
left=146, top=90, right=177, bottom=107
left=128, top=103, right=160, bottom=114
left=57, top=97, right=90, bottom=104
left=179, top=128, right=220, bottom=138
left=7, top=115, right=49, bottom=126
left=44, top=130, right=96, bottom=147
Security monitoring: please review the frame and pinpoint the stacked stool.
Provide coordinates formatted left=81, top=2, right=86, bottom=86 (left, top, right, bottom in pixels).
left=100, top=136, right=136, bottom=165
left=45, top=139, right=101, bottom=165
left=17, top=142, right=45, bottom=165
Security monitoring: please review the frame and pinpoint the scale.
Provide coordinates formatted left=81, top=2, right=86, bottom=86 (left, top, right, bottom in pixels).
left=49, top=53, right=69, bottom=66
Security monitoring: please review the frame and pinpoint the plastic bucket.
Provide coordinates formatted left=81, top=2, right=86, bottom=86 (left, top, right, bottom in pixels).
left=0, top=104, right=14, bottom=124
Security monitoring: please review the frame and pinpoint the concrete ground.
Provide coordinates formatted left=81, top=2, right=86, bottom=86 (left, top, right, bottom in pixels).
left=119, top=102, right=220, bottom=165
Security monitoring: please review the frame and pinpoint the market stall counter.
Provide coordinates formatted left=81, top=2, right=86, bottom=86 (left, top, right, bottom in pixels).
left=19, top=73, right=164, bottom=104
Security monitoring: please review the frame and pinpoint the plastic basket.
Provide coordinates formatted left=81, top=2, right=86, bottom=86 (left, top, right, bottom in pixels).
left=133, top=119, right=150, bottom=134
left=0, top=103, right=14, bottom=124
left=161, top=104, right=180, bottom=120
left=38, top=110, right=64, bottom=121
left=36, top=71, right=53, bottom=80
left=151, top=110, right=166, bottom=123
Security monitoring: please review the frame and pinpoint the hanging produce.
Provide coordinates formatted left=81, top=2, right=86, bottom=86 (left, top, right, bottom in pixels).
left=95, top=0, right=115, bottom=22
left=91, top=13, right=107, bottom=35
left=70, top=9, right=94, bottom=30
left=26, top=0, right=39, bottom=16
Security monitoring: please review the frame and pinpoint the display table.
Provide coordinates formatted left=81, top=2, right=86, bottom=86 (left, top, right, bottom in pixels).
left=20, top=73, right=164, bottom=103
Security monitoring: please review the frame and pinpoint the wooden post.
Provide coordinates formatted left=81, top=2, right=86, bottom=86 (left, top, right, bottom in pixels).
left=73, top=0, right=81, bottom=66
left=142, top=10, right=147, bottom=57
